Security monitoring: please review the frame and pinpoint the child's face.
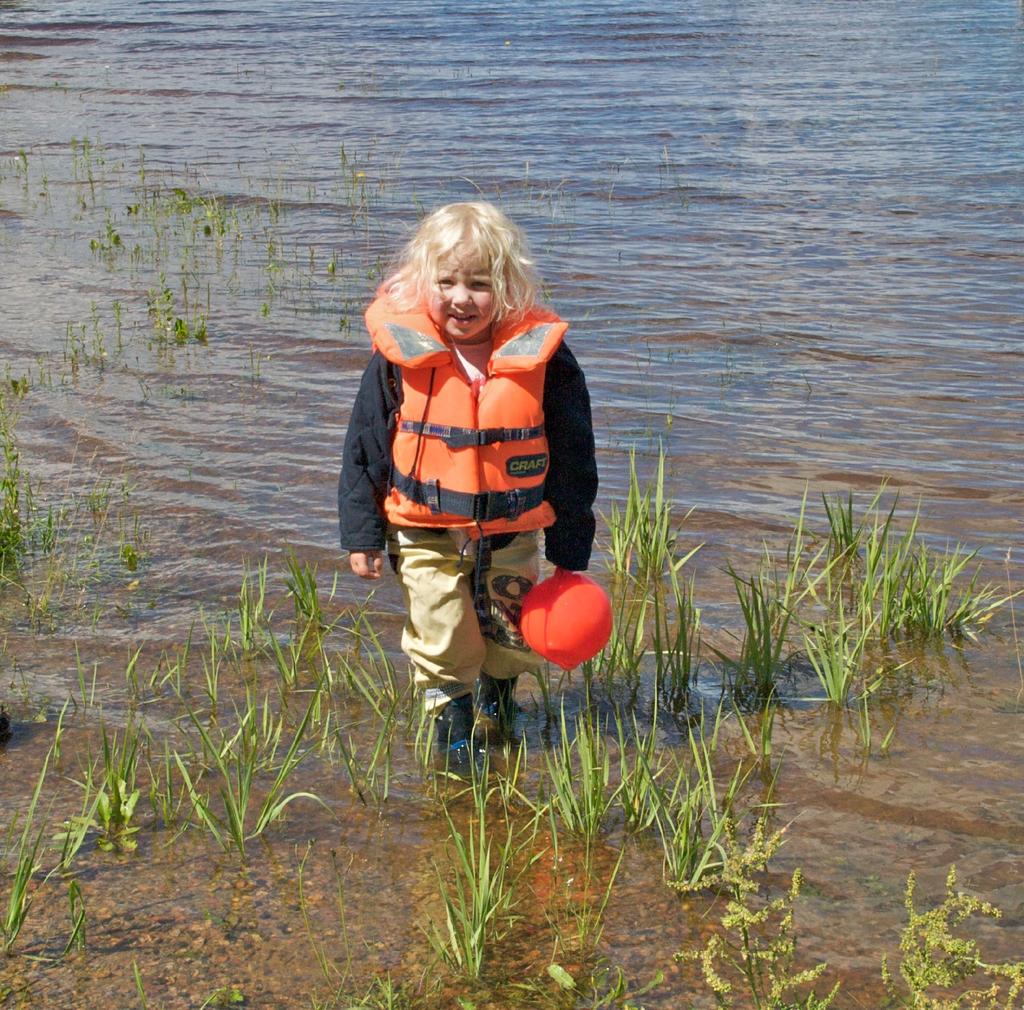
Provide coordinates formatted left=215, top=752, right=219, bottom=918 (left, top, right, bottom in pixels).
left=428, top=251, right=495, bottom=346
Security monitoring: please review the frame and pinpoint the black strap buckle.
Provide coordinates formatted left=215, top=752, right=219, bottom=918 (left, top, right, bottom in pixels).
left=477, top=428, right=505, bottom=446
left=426, top=479, right=442, bottom=513
left=470, top=491, right=489, bottom=521
left=504, top=489, right=524, bottom=521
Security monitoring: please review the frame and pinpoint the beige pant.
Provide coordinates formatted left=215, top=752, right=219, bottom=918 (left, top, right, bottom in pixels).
left=390, top=527, right=542, bottom=712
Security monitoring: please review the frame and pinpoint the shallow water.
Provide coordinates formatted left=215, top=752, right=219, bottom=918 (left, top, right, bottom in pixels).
left=1, top=2, right=1023, bottom=1007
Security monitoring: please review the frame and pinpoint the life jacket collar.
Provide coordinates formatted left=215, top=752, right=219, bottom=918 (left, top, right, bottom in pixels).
left=365, top=296, right=567, bottom=372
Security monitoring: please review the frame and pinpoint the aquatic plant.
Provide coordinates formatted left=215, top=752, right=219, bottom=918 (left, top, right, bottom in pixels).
left=0, top=460, right=150, bottom=632
left=543, top=843, right=625, bottom=966
left=328, top=975, right=414, bottom=1009
left=175, top=688, right=323, bottom=859
left=425, top=782, right=538, bottom=979
left=852, top=687, right=897, bottom=760
left=658, top=721, right=747, bottom=889
left=122, top=644, right=145, bottom=698
left=722, top=563, right=796, bottom=705
left=146, top=272, right=208, bottom=346
left=248, top=344, right=269, bottom=383
left=94, top=720, right=145, bottom=853
left=542, top=706, right=616, bottom=844
left=1006, top=549, right=1023, bottom=695
left=825, top=491, right=1016, bottom=644
left=331, top=693, right=398, bottom=807
left=882, top=866, right=1024, bottom=1010
left=132, top=959, right=152, bottom=1008
left=69, top=136, right=103, bottom=203
left=718, top=495, right=830, bottom=706
left=675, top=819, right=839, bottom=1010
left=285, top=552, right=324, bottom=630
left=200, top=610, right=233, bottom=718
left=531, top=445, right=705, bottom=706
left=588, top=584, right=649, bottom=688
left=652, top=565, right=702, bottom=707
left=802, top=599, right=877, bottom=705
left=821, top=488, right=872, bottom=570
left=145, top=739, right=189, bottom=831
left=199, top=984, right=245, bottom=1008
left=707, top=489, right=1017, bottom=709
left=118, top=518, right=144, bottom=573
left=328, top=603, right=400, bottom=718
left=613, top=712, right=666, bottom=834
left=894, top=542, right=1012, bottom=640
left=89, top=211, right=123, bottom=263
left=604, top=443, right=698, bottom=582
left=297, top=844, right=352, bottom=990
left=53, top=759, right=110, bottom=869
left=150, top=632, right=193, bottom=695
left=531, top=958, right=665, bottom=1009
left=0, top=397, right=25, bottom=573
left=63, top=878, right=86, bottom=955
left=2, top=754, right=49, bottom=955
left=59, top=754, right=136, bottom=899
left=236, top=555, right=270, bottom=653
left=268, top=616, right=320, bottom=689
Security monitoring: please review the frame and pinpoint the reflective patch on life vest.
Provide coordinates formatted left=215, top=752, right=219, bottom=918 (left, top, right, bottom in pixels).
left=506, top=453, right=548, bottom=478
left=493, top=323, right=553, bottom=360
left=385, top=322, right=443, bottom=360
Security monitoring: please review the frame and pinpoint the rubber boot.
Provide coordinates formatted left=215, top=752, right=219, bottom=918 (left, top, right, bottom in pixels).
left=477, top=673, right=521, bottom=737
left=433, top=694, right=478, bottom=772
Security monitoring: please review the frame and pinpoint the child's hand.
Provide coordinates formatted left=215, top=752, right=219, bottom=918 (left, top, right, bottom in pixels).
left=349, top=551, right=383, bottom=579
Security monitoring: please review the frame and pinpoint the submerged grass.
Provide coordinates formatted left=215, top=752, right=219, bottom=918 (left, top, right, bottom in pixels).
left=236, top=555, right=269, bottom=653
left=657, top=717, right=748, bottom=889
left=2, top=754, right=50, bottom=955
left=614, top=713, right=665, bottom=835
left=702, top=486, right=1020, bottom=710
left=175, top=688, right=324, bottom=859
left=285, top=553, right=324, bottom=630
left=544, top=845, right=626, bottom=967
left=823, top=488, right=1017, bottom=643
left=331, top=692, right=399, bottom=807
left=425, top=775, right=540, bottom=979
left=802, top=599, right=877, bottom=705
left=652, top=565, right=702, bottom=709
left=0, top=463, right=1020, bottom=1001
left=605, top=444, right=692, bottom=582
left=0, top=397, right=24, bottom=575
left=542, top=706, right=615, bottom=844
left=715, top=493, right=831, bottom=706
left=93, top=719, right=144, bottom=853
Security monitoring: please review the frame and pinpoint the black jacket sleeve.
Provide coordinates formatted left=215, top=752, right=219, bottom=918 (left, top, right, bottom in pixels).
left=542, top=342, right=598, bottom=571
left=338, top=352, right=400, bottom=553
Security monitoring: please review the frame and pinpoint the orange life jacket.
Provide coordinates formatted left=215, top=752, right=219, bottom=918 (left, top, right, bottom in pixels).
left=365, top=296, right=567, bottom=536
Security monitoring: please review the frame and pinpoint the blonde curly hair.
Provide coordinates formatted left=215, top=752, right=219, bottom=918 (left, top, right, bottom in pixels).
left=380, top=202, right=540, bottom=322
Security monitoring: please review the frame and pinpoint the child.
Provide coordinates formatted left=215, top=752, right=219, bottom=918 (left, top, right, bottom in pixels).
left=338, top=202, right=597, bottom=766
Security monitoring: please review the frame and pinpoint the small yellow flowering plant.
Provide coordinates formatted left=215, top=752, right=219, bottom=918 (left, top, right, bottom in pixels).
left=882, top=865, right=1024, bottom=1010
left=674, top=819, right=839, bottom=1010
